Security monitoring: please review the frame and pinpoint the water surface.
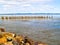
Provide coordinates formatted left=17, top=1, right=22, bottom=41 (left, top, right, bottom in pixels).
left=0, top=18, right=60, bottom=45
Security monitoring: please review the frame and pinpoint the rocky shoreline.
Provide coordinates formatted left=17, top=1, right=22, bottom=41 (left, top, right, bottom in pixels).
left=0, top=28, right=48, bottom=45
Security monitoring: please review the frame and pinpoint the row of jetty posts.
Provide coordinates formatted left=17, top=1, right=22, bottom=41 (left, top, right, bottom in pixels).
left=0, top=16, right=53, bottom=20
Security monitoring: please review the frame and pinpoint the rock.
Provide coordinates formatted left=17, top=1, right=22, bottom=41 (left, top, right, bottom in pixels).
left=0, top=28, right=5, bottom=32
left=35, top=42, right=48, bottom=45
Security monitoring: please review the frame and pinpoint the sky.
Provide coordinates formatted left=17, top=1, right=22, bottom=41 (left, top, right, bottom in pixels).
left=0, top=0, right=60, bottom=13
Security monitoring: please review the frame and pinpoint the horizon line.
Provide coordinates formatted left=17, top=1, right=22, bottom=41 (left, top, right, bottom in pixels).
left=0, top=13, right=60, bottom=15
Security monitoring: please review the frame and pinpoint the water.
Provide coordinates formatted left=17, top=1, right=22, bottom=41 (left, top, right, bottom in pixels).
left=0, top=16, right=60, bottom=45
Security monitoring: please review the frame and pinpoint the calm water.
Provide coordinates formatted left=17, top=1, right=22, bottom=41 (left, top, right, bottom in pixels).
left=0, top=17, right=60, bottom=45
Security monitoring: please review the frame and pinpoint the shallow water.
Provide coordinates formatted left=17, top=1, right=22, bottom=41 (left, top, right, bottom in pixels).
left=0, top=19, right=60, bottom=45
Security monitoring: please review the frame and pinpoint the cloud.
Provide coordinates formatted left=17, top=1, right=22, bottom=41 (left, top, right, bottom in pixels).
left=0, top=0, right=52, bottom=5
left=0, top=0, right=60, bottom=13
left=30, top=0, right=52, bottom=2
left=0, top=0, right=19, bottom=5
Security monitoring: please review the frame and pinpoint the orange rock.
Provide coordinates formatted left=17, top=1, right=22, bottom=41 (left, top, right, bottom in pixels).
left=4, top=42, right=13, bottom=45
left=0, top=37, right=7, bottom=44
left=15, top=35, right=25, bottom=45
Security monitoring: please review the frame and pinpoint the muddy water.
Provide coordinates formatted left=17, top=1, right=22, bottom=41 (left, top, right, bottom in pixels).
left=0, top=19, right=60, bottom=45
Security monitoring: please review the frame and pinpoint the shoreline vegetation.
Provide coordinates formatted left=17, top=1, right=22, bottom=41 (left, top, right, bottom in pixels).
left=0, top=16, right=53, bottom=20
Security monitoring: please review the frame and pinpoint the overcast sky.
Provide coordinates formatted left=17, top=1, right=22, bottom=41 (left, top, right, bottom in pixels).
left=0, top=0, right=60, bottom=13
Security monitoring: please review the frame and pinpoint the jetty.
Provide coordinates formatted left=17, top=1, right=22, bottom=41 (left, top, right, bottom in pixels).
left=0, top=16, right=53, bottom=20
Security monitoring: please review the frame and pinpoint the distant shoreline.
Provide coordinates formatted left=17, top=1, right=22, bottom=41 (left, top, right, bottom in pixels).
left=0, top=13, right=60, bottom=15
